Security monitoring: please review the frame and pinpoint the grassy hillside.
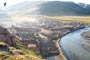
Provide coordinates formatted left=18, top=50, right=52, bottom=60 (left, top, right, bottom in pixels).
left=86, top=5, right=90, bottom=11
left=36, top=1, right=90, bottom=16
left=0, top=41, right=42, bottom=60
left=7, top=1, right=90, bottom=16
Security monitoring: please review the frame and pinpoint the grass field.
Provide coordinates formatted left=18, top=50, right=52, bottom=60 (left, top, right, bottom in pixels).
left=32, top=15, right=90, bottom=24
left=47, top=16, right=90, bottom=24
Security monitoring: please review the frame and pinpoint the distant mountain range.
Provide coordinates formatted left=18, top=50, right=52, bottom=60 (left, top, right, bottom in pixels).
left=85, top=5, right=90, bottom=11
left=7, top=1, right=90, bottom=16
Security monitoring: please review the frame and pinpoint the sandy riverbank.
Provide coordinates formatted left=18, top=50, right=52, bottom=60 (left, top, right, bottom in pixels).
left=82, top=40, right=90, bottom=52
left=81, top=31, right=90, bottom=52
left=55, top=38, right=67, bottom=60
left=81, top=31, right=90, bottom=39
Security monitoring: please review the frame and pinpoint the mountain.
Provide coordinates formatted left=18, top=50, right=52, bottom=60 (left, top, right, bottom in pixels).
left=36, top=1, right=90, bottom=16
left=85, top=5, right=90, bottom=11
left=78, top=3, right=90, bottom=12
left=78, top=3, right=86, bottom=8
left=7, top=1, right=90, bottom=16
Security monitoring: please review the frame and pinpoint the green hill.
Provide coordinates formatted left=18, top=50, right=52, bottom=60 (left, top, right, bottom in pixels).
left=37, top=1, right=90, bottom=16
left=7, top=1, right=90, bottom=16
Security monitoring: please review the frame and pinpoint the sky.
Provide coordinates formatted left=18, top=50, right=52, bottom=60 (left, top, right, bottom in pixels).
left=60, top=0, right=90, bottom=4
left=0, top=0, right=90, bottom=7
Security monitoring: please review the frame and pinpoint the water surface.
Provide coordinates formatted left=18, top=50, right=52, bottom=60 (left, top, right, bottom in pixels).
left=60, top=27, right=90, bottom=60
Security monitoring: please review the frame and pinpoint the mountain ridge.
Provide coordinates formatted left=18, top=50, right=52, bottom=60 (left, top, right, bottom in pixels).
left=6, top=1, right=90, bottom=16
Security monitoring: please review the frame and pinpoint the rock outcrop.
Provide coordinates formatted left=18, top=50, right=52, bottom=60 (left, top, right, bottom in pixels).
left=0, top=26, right=19, bottom=47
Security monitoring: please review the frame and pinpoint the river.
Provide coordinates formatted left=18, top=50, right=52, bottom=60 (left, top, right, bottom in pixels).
left=60, top=27, right=90, bottom=60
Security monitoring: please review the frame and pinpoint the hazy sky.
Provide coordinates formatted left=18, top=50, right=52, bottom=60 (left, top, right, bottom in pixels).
left=60, top=0, right=90, bottom=4
left=0, top=0, right=90, bottom=6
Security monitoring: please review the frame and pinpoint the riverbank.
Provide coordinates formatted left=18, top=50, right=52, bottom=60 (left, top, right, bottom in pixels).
left=81, top=31, right=90, bottom=52
left=59, top=27, right=90, bottom=60
left=57, top=26, right=85, bottom=60
left=55, top=38, right=67, bottom=60
left=82, top=40, right=90, bottom=52
left=81, top=31, right=90, bottom=40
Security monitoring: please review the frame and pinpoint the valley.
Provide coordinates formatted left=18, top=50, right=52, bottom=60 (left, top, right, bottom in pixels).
left=0, top=1, right=90, bottom=60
